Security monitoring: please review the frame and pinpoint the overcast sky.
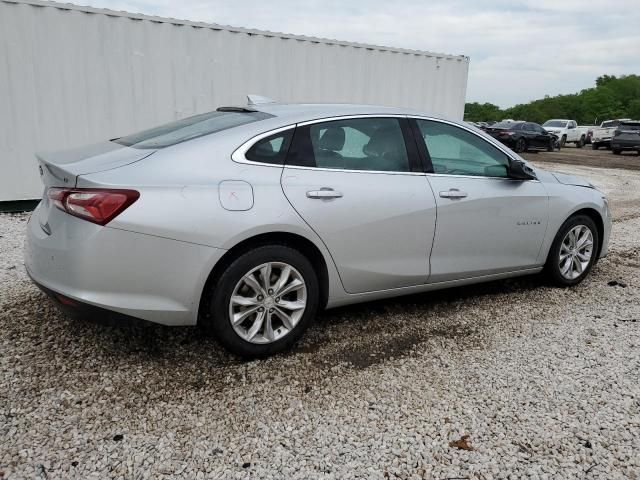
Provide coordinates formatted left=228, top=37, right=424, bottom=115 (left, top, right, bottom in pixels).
left=82, top=0, right=640, bottom=108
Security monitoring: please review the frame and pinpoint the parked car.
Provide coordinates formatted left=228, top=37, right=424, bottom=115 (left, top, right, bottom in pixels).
left=542, top=119, right=588, bottom=148
left=25, top=102, right=612, bottom=358
left=579, top=125, right=596, bottom=144
left=592, top=119, right=631, bottom=150
left=611, top=121, right=640, bottom=155
left=485, top=121, right=556, bottom=153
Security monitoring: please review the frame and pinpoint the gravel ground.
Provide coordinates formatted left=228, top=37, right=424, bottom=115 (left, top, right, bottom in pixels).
left=1, top=162, right=639, bottom=479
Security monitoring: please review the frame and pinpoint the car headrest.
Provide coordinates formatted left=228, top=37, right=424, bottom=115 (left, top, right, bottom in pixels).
left=363, top=127, right=404, bottom=157
left=318, top=127, right=345, bottom=151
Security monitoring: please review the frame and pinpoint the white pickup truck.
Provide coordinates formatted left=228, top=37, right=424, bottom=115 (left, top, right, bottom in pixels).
left=591, top=119, right=631, bottom=150
left=542, top=119, right=589, bottom=148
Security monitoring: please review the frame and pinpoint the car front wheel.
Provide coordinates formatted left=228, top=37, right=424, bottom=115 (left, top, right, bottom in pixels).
left=203, top=245, right=319, bottom=357
left=546, top=215, right=599, bottom=287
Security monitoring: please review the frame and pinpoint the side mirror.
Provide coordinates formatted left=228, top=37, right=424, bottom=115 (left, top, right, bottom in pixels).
left=509, top=159, right=537, bottom=180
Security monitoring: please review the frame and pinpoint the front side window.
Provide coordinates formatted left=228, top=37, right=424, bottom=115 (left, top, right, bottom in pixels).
left=114, top=111, right=273, bottom=149
left=416, top=120, right=510, bottom=178
left=245, top=130, right=293, bottom=164
left=288, top=118, right=411, bottom=172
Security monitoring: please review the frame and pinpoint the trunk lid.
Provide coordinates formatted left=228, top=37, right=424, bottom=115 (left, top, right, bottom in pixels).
left=35, top=141, right=156, bottom=232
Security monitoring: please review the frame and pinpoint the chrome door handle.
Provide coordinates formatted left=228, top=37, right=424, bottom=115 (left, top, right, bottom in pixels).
left=439, top=189, right=468, bottom=199
left=306, top=188, right=343, bottom=199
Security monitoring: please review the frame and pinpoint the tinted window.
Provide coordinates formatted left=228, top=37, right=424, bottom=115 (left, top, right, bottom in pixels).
left=245, top=130, right=293, bottom=164
left=289, top=118, right=410, bottom=172
left=114, top=111, right=272, bottom=149
left=620, top=122, right=640, bottom=130
left=417, top=120, right=510, bottom=178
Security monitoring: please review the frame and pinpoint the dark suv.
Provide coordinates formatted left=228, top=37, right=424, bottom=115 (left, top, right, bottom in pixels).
left=485, top=121, right=556, bottom=153
left=611, top=121, right=640, bottom=155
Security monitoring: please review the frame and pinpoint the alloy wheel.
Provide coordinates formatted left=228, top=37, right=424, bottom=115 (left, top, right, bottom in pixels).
left=558, top=225, right=593, bottom=280
left=228, top=262, right=307, bottom=344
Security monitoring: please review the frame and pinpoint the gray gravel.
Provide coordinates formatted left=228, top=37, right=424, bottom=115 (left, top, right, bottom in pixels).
left=1, top=163, right=639, bottom=479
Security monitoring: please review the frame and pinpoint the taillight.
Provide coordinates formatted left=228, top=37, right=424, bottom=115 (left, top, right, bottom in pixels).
left=47, top=188, right=139, bottom=225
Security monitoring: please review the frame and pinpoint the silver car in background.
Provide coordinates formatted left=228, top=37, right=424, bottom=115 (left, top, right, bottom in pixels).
left=25, top=102, right=612, bottom=357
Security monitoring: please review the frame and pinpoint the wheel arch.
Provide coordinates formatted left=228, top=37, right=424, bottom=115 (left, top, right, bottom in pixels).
left=198, top=231, right=331, bottom=323
left=564, top=207, right=605, bottom=260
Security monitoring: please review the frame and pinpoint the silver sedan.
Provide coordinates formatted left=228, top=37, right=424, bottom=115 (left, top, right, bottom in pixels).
left=25, top=102, right=612, bottom=357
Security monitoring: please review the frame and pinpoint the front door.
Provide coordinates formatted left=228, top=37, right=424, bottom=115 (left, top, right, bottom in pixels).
left=413, top=119, right=549, bottom=282
left=281, top=116, right=437, bottom=294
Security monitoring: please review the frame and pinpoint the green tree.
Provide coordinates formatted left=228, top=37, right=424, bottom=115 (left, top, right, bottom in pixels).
left=465, top=74, right=640, bottom=124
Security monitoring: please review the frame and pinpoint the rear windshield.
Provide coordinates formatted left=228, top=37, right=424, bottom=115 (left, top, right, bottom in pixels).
left=113, top=111, right=273, bottom=149
left=543, top=120, right=568, bottom=128
left=620, top=122, right=640, bottom=130
left=601, top=120, right=620, bottom=128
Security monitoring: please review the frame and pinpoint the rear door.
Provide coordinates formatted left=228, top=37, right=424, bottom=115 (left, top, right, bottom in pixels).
left=412, top=118, right=549, bottom=282
left=280, top=116, right=437, bottom=294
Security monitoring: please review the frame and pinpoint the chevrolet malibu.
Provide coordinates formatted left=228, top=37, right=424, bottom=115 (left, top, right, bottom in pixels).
left=25, top=102, right=612, bottom=357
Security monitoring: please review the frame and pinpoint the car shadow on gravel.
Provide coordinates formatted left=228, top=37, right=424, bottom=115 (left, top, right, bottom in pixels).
left=300, top=274, right=548, bottom=369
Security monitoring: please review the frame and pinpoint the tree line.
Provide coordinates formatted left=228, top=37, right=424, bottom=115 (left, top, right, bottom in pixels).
left=465, top=74, right=640, bottom=125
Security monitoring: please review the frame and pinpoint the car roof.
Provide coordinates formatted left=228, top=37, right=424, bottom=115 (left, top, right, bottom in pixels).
left=210, top=102, right=465, bottom=139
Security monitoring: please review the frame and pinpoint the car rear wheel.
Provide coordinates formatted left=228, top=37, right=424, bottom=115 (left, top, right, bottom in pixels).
left=545, top=215, right=599, bottom=287
left=203, top=245, right=319, bottom=357
left=592, top=142, right=599, bottom=150
left=515, top=138, right=527, bottom=153
left=560, top=135, right=567, bottom=148
left=576, top=136, right=584, bottom=148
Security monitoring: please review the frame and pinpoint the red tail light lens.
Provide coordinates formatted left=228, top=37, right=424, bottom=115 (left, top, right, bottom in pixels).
left=47, top=188, right=139, bottom=225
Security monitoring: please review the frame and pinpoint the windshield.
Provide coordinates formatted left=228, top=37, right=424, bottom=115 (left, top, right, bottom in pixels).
left=620, top=122, right=640, bottom=131
left=113, top=111, right=273, bottom=149
left=601, top=120, right=620, bottom=128
left=543, top=120, right=568, bottom=128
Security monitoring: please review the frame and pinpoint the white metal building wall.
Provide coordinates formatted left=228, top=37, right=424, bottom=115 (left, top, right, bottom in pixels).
left=0, top=0, right=470, bottom=201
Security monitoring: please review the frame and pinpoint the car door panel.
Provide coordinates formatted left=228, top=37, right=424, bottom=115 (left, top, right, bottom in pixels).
left=281, top=117, right=437, bottom=294
left=426, top=175, right=548, bottom=282
left=412, top=118, right=549, bottom=282
left=282, top=170, right=436, bottom=293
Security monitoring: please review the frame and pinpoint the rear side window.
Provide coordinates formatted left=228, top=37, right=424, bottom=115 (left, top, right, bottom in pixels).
left=114, top=111, right=273, bottom=149
left=287, top=117, right=411, bottom=172
left=245, top=130, right=293, bottom=164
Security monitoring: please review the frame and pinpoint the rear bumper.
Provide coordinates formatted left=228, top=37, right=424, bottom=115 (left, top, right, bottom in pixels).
left=24, top=204, right=226, bottom=326
left=29, top=273, right=152, bottom=327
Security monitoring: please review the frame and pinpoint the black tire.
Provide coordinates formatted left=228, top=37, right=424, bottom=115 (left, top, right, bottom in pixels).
left=612, top=149, right=622, bottom=155
left=202, top=245, right=319, bottom=358
left=514, top=137, right=527, bottom=153
left=547, top=138, right=554, bottom=152
left=545, top=215, right=599, bottom=287
left=576, top=136, right=584, bottom=148
left=592, top=142, right=599, bottom=150
left=560, top=135, right=567, bottom=148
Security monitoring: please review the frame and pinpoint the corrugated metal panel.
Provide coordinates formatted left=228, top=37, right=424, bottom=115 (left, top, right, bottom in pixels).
left=0, top=0, right=469, bottom=201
